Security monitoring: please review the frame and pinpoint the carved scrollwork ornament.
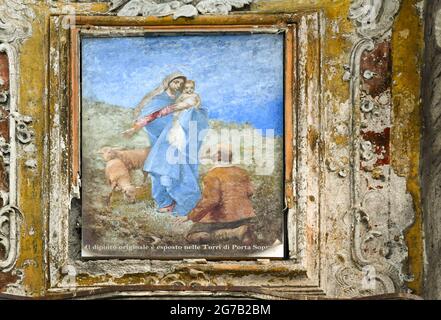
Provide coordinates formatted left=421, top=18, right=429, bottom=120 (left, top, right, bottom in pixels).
left=110, top=0, right=254, bottom=19
left=349, top=0, right=402, bottom=40
left=334, top=0, right=407, bottom=297
left=0, top=0, right=35, bottom=45
left=0, top=137, right=11, bottom=166
left=11, top=112, right=33, bottom=145
left=326, top=157, right=348, bottom=178
left=360, top=140, right=374, bottom=162
left=0, top=0, right=35, bottom=272
left=361, top=99, right=375, bottom=113
left=0, top=205, right=22, bottom=272
left=0, top=91, right=8, bottom=105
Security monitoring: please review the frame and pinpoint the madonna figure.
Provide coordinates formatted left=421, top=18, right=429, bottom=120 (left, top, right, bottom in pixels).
left=123, top=72, right=209, bottom=216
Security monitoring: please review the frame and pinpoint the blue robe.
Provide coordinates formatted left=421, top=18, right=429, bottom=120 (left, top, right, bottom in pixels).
left=141, top=91, right=209, bottom=216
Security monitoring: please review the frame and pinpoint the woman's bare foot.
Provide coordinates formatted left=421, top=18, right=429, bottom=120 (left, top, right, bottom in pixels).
left=158, top=202, right=175, bottom=213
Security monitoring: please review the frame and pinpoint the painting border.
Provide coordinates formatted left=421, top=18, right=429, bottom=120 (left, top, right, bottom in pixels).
left=78, top=28, right=287, bottom=260
left=47, top=12, right=324, bottom=297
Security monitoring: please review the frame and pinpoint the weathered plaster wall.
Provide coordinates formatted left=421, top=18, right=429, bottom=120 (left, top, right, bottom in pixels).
left=422, top=0, right=441, bottom=300
left=0, top=0, right=426, bottom=298
left=392, top=0, right=424, bottom=295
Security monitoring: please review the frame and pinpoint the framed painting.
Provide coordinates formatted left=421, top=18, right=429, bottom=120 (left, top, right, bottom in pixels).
left=0, top=0, right=424, bottom=300
left=78, top=29, right=286, bottom=259
left=45, top=12, right=324, bottom=295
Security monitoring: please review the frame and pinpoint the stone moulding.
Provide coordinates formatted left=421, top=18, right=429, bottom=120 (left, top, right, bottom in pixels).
left=335, top=0, right=412, bottom=296
left=0, top=0, right=35, bottom=273
left=46, top=12, right=324, bottom=298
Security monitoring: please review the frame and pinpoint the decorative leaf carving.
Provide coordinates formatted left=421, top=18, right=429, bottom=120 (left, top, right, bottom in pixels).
left=334, top=0, right=409, bottom=297
left=0, top=0, right=35, bottom=44
left=173, top=4, right=198, bottom=19
left=349, top=0, right=401, bottom=39
left=111, top=0, right=254, bottom=18
left=0, top=0, right=34, bottom=272
left=0, top=206, right=21, bottom=271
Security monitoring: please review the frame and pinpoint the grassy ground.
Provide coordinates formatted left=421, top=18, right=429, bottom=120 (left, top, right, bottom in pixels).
left=81, top=99, right=284, bottom=258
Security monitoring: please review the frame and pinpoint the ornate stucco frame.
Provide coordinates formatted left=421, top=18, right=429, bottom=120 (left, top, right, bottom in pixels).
left=46, top=12, right=325, bottom=297
left=0, top=0, right=424, bottom=299
left=0, top=1, right=36, bottom=276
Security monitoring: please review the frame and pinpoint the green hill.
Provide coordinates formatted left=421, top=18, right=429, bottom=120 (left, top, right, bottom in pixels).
left=81, top=99, right=284, bottom=258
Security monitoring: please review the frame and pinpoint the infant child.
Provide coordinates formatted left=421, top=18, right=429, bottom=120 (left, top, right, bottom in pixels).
left=123, top=80, right=201, bottom=152
left=174, top=80, right=201, bottom=110
left=167, top=80, right=201, bottom=151
left=124, top=80, right=201, bottom=141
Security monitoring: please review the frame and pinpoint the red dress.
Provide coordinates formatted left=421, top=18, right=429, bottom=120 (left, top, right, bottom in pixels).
left=133, top=105, right=176, bottom=129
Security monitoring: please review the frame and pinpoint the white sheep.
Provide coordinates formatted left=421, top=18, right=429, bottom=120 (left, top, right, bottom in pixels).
left=104, top=158, right=136, bottom=207
left=99, top=147, right=150, bottom=182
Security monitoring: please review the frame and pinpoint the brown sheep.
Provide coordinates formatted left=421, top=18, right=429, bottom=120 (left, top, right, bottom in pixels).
left=105, top=158, right=136, bottom=207
left=99, top=147, right=150, bottom=182
left=99, top=146, right=118, bottom=162
left=113, top=148, right=150, bottom=171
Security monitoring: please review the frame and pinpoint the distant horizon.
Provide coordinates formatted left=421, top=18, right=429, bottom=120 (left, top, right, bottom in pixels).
left=81, top=34, right=284, bottom=136
left=82, top=97, right=282, bottom=137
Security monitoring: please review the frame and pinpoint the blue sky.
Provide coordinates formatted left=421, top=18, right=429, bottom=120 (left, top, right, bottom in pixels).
left=81, top=34, right=284, bottom=135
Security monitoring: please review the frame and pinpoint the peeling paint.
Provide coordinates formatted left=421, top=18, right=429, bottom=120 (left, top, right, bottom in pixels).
left=391, top=0, right=424, bottom=295
left=0, top=0, right=425, bottom=299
